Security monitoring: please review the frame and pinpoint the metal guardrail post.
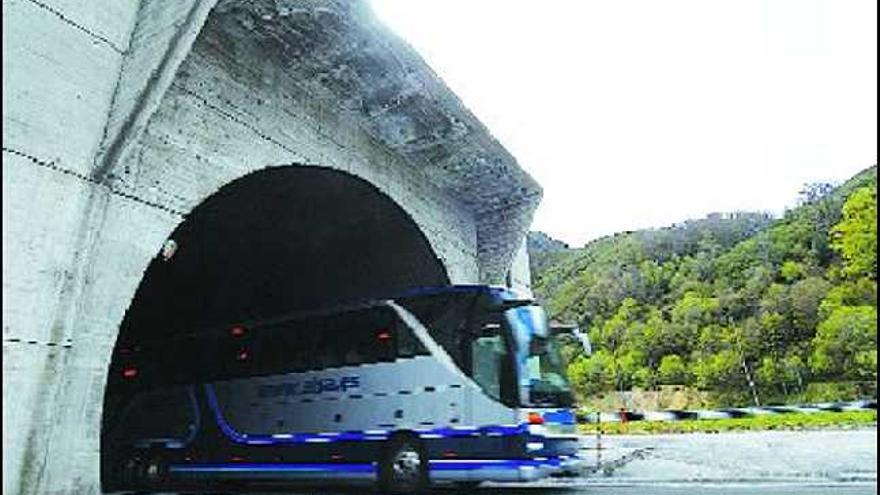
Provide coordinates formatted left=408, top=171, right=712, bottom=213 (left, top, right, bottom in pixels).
left=596, top=411, right=602, bottom=469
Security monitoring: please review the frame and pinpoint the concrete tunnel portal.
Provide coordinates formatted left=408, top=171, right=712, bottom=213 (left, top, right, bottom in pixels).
left=4, top=1, right=543, bottom=492
left=101, top=165, right=449, bottom=482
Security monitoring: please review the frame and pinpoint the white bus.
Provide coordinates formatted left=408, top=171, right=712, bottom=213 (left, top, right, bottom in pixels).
left=103, top=285, right=583, bottom=493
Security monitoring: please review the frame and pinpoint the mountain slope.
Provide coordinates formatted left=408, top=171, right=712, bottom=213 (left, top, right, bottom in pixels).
left=530, top=166, right=877, bottom=406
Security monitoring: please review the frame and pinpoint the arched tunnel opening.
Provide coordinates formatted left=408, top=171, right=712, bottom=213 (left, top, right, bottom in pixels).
left=100, top=165, right=449, bottom=488
left=119, top=166, right=448, bottom=338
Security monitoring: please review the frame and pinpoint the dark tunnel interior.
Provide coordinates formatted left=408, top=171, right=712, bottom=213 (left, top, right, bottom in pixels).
left=114, top=165, right=449, bottom=346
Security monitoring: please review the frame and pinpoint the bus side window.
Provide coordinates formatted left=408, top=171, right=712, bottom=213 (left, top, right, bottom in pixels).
left=396, top=315, right=429, bottom=358
left=337, top=307, right=399, bottom=366
left=286, top=324, right=309, bottom=373
left=214, top=328, right=254, bottom=379
left=373, top=308, right=397, bottom=363
left=294, top=320, right=320, bottom=371
left=334, top=311, right=362, bottom=366
left=400, top=294, right=474, bottom=370
left=256, top=319, right=316, bottom=374
left=470, top=324, right=518, bottom=407
left=314, top=318, right=343, bottom=369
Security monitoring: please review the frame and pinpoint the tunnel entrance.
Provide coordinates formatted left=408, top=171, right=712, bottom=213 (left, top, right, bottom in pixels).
left=117, top=165, right=448, bottom=343
left=100, top=165, right=448, bottom=488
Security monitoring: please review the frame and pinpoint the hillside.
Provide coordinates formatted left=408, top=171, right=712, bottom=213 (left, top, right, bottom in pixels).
left=530, top=166, right=877, bottom=407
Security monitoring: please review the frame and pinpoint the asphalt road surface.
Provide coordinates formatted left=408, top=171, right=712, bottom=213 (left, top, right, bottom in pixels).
left=502, top=427, right=878, bottom=494
left=158, top=427, right=877, bottom=495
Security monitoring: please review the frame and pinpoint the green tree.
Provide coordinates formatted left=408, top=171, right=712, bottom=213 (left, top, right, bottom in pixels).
left=788, top=276, right=831, bottom=339
left=657, top=354, right=689, bottom=384
left=780, top=260, right=806, bottom=282
left=757, top=353, right=806, bottom=396
left=819, top=279, right=877, bottom=320
left=617, top=348, right=650, bottom=389
left=811, top=305, right=877, bottom=380
left=568, top=351, right=616, bottom=396
left=693, top=349, right=747, bottom=394
left=831, top=186, right=877, bottom=280
left=592, top=299, right=631, bottom=350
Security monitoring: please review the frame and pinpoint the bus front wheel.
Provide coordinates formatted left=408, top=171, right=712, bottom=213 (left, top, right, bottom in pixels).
left=379, top=435, right=428, bottom=494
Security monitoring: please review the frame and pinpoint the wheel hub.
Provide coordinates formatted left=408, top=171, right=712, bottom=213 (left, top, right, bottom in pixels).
left=392, top=447, right=422, bottom=486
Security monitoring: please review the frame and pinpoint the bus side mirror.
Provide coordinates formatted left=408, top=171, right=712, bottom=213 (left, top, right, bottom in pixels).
left=551, top=324, right=592, bottom=356
left=572, top=328, right=592, bottom=356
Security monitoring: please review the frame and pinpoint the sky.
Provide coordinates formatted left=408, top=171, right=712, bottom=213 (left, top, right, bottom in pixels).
left=368, top=0, right=877, bottom=247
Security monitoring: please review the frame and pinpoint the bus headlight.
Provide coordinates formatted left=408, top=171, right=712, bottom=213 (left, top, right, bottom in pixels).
left=526, top=441, right=544, bottom=452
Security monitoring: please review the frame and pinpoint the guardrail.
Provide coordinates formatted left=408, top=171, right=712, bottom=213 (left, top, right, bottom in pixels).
left=579, top=399, right=877, bottom=423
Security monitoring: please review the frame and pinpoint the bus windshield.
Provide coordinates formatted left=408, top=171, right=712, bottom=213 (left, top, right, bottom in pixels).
left=504, top=305, right=574, bottom=407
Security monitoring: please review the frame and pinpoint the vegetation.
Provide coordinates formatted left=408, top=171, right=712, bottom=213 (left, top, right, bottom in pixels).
left=531, top=166, right=877, bottom=408
left=578, top=410, right=877, bottom=435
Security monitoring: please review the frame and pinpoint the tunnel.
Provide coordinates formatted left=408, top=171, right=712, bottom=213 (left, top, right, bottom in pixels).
left=100, top=165, right=449, bottom=485
left=114, top=165, right=448, bottom=343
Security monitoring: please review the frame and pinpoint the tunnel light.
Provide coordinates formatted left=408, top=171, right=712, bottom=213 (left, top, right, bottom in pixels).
left=376, top=330, right=392, bottom=341
left=237, top=349, right=249, bottom=361
left=230, top=326, right=246, bottom=337
left=161, top=239, right=177, bottom=261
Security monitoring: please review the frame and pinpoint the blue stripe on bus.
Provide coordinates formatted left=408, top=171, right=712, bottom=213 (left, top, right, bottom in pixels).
left=204, top=384, right=532, bottom=446
left=542, top=409, right=575, bottom=425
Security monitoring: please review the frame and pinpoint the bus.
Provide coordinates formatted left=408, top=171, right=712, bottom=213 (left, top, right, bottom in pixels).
left=102, top=285, right=584, bottom=493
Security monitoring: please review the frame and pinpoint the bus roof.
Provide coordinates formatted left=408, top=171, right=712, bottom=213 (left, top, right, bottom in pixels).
left=391, top=284, right=528, bottom=302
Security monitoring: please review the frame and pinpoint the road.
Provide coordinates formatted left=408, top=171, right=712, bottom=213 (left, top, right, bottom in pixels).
left=494, top=427, right=878, bottom=494
left=158, top=428, right=877, bottom=494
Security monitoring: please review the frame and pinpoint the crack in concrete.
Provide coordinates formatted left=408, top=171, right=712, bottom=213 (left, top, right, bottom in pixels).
left=4, top=338, right=73, bottom=348
left=3, top=147, right=186, bottom=217
left=171, top=83, right=306, bottom=157
left=24, top=0, right=125, bottom=54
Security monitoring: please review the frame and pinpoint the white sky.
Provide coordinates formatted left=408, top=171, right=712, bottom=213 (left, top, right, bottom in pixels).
left=369, top=0, right=877, bottom=247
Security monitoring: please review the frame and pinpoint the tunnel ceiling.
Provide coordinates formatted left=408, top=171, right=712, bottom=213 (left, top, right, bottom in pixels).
left=118, top=166, right=448, bottom=344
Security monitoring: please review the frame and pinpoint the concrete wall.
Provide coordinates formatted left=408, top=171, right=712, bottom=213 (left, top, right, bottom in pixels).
left=3, top=1, right=143, bottom=492
left=2, top=1, right=538, bottom=493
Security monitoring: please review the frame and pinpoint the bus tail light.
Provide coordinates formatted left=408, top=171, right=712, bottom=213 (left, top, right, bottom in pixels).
left=231, top=326, right=246, bottom=337
left=122, top=368, right=138, bottom=379
left=527, top=412, right=545, bottom=425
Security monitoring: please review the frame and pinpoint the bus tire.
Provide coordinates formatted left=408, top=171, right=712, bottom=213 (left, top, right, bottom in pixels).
left=379, top=435, right=428, bottom=494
